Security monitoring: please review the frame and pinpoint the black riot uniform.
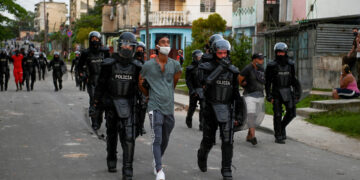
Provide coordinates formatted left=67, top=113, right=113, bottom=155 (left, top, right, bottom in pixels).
left=22, top=50, right=39, bottom=91
left=185, top=50, right=204, bottom=130
left=0, top=50, right=10, bottom=91
left=71, top=51, right=81, bottom=88
left=48, top=52, right=65, bottom=91
left=78, top=31, right=110, bottom=130
left=93, top=32, right=141, bottom=180
left=37, top=53, right=48, bottom=80
left=197, top=39, right=242, bottom=180
left=134, top=41, right=147, bottom=135
left=265, top=42, right=301, bottom=144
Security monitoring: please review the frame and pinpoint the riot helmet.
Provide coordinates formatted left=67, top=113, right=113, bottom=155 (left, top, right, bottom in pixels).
left=135, top=41, right=146, bottom=60
left=274, top=42, right=288, bottom=65
left=88, top=31, right=102, bottom=49
left=192, top=49, right=203, bottom=62
left=211, top=39, right=231, bottom=60
left=53, top=51, right=60, bottom=59
left=208, top=34, right=223, bottom=53
left=117, top=32, right=137, bottom=60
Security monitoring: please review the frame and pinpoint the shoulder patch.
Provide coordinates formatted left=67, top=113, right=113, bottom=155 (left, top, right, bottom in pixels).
left=102, top=58, right=116, bottom=66
left=199, top=62, right=215, bottom=71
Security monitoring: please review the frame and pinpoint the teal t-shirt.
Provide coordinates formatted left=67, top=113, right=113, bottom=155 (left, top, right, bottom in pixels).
left=140, top=58, right=181, bottom=115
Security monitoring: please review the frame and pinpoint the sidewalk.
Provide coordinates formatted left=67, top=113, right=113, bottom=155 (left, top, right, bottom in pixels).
left=174, top=93, right=360, bottom=159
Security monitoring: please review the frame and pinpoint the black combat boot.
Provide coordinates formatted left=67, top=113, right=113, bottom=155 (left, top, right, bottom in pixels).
left=0, top=84, right=3, bottom=91
left=107, top=159, right=117, bottom=173
left=197, top=143, right=211, bottom=172
left=186, top=116, right=192, bottom=128
left=221, top=143, right=233, bottom=180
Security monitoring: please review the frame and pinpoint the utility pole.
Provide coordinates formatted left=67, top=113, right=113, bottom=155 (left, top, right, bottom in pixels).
left=43, top=0, right=47, bottom=54
left=145, top=0, right=150, bottom=60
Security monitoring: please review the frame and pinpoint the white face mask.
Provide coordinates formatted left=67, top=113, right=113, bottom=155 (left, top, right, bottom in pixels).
left=158, top=46, right=171, bottom=56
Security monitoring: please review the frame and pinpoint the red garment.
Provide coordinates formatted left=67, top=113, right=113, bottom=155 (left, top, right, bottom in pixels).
left=12, top=54, right=23, bottom=83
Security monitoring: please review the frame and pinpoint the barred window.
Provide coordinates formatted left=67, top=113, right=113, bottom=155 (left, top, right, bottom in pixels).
left=200, top=0, right=216, bottom=12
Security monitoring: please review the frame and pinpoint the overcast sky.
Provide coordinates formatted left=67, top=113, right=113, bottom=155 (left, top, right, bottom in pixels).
left=4, top=0, right=70, bottom=20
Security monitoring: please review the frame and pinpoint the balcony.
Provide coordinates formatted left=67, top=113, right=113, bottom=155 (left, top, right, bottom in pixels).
left=149, top=11, right=188, bottom=26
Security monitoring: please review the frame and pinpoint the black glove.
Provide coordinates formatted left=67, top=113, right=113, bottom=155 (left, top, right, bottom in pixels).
left=89, top=104, right=97, bottom=118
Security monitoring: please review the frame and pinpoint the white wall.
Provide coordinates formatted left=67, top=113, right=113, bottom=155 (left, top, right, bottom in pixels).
left=306, top=0, right=360, bottom=19
left=140, top=0, right=233, bottom=26
left=185, top=0, right=233, bottom=26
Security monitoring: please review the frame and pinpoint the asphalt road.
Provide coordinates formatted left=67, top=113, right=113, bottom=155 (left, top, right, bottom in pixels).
left=0, top=70, right=359, bottom=180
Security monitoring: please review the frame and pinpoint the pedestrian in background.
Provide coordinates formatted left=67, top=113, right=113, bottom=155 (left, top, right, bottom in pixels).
left=238, top=53, right=266, bottom=145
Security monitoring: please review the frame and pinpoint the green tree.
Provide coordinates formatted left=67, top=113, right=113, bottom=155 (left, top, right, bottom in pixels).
left=182, top=13, right=227, bottom=73
left=226, top=34, right=252, bottom=71
left=0, top=0, right=27, bottom=40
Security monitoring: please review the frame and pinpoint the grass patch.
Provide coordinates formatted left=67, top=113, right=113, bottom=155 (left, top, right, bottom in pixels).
left=306, top=111, right=360, bottom=138
left=176, top=81, right=189, bottom=93
left=265, top=95, right=331, bottom=115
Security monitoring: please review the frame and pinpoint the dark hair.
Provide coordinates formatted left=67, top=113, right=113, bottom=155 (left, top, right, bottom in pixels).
left=343, top=64, right=351, bottom=74
left=155, top=34, right=170, bottom=45
left=352, top=27, right=359, bottom=30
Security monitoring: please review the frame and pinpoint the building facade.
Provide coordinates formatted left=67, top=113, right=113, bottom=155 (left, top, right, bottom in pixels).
left=139, top=0, right=233, bottom=58
left=34, top=1, right=68, bottom=33
left=70, top=0, right=96, bottom=25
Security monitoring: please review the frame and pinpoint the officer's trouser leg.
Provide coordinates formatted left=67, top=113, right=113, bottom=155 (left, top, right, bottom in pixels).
left=220, top=121, right=233, bottom=179
left=53, top=74, right=58, bottom=91
left=30, top=72, right=36, bottom=90
left=0, top=73, right=4, bottom=91
left=25, top=72, right=30, bottom=91
left=120, top=116, right=135, bottom=179
left=198, top=105, right=217, bottom=172
left=281, top=99, right=296, bottom=139
left=106, top=111, right=118, bottom=172
left=186, top=95, right=198, bottom=128
left=272, top=99, right=283, bottom=139
left=4, top=71, right=9, bottom=91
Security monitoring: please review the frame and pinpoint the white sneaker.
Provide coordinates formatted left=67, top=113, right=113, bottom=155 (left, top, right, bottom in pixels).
left=156, top=168, right=165, bottom=180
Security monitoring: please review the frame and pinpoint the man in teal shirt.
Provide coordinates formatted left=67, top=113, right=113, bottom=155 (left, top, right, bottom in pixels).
left=139, top=34, right=182, bottom=180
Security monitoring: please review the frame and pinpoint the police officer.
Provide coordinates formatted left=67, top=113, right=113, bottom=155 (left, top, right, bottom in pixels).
left=48, top=52, right=65, bottom=91
left=78, top=31, right=109, bottom=130
left=265, top=42, right=300, bottom=144
left=71, top=51, right=81, bottom=88
left=22, top=49, right=39, bottom=91
left=201, top=34, right=224, bottom=63
left=134, top=41, right=147, bottom=135
left=185, top=49, right=204, bottom=130
left=38, top=52, right=48, bottom=80
left=197, top=39, right=242, bottom=180
left=0, top=49, right=10, bottom=91
left=92, top=32, right=142, bottom=180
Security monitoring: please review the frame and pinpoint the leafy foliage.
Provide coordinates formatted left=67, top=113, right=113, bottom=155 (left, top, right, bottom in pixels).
left=0, top=0, right=27, bottom=40
left=226, top=34, right=252, bottom=71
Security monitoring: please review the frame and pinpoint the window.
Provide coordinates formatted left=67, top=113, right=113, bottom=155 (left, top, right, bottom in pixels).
left=200, top=0, right=216, bottom=12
